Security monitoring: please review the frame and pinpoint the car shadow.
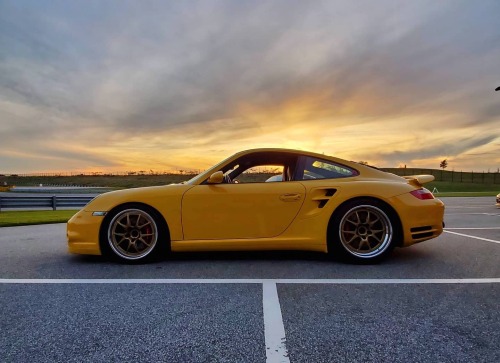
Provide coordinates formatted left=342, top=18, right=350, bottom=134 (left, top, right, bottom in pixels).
left=166, top=250, right=332, bottom=262
left=69, top=246, right=431, bottom=266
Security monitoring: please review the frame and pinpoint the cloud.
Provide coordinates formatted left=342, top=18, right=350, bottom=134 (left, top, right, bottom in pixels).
left=0, top=1, right=499, bottom=172
left=374, top=135, right=498, bottom=163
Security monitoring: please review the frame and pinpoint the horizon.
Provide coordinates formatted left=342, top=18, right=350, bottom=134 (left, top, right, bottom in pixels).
left=1, top=1, right=499, bottom=174
left=4, top=163, right=500, bottom=177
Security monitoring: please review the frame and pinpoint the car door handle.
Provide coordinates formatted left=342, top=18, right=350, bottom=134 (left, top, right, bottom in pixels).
left=279, top=193, right=302, bottom=202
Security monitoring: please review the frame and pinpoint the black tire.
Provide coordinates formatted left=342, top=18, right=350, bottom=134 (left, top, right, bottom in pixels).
left=99, top=204, right=169, bottom=263
left=328, top=199, right=401, bottom=264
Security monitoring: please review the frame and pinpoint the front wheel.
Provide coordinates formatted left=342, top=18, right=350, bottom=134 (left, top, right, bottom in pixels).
left=100, top=205, right=168, bottom=262
left=328, top=200, right=400, bottom=263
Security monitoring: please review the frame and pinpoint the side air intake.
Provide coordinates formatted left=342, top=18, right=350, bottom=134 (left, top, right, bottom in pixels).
left=313, top=188, right=337, bottom=208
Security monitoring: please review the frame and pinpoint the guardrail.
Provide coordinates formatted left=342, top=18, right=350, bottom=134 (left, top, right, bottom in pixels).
left=0, top=196, right=94, bottom=211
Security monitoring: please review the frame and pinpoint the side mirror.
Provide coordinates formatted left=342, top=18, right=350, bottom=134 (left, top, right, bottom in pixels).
left=207, top=171, right=224, bottom=184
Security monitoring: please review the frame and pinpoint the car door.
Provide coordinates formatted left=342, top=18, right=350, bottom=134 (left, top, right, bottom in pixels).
left=181, top=181, right=306, bottom=240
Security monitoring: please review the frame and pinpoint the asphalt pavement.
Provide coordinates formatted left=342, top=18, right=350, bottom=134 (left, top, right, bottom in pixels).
left=0, top=197, right=499, bottom=363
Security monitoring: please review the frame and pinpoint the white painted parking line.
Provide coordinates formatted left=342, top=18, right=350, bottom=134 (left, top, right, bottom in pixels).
left=444, top=230, right=500, bottom=245
left=2, top=278, right=499, bottom=362
left=262, top=282, right=289, bottom=363
left=446, top=206, right=492, bottom=209
left=446, top=227, right=500, bottom=230
left=446, top=213, right=500, bottom=216
left=1, top=278, right=499, bottom=284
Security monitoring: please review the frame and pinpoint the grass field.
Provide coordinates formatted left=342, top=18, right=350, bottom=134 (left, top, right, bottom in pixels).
left=0, top=210, right=77, bottom=227
left=434, top=191, right=497, bottom=197
left=427, top=181, right=498, bottom=195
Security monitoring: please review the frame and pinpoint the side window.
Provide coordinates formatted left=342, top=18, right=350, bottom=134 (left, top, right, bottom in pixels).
left=300, top=156, right=357, bottom=180
left=211, top=152, right=299, bottom=184
left=235, top=166, right=284, bottom=183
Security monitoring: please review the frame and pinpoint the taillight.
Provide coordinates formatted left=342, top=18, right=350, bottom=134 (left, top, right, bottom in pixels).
left=410, top=188, right=435, bottom=200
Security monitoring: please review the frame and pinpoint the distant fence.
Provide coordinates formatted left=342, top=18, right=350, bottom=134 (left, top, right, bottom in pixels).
left=0, top=171, right=202, bottom=177
left=0, top=196, right=94, bottom=211
left=383, top=168, right=500, bottom=184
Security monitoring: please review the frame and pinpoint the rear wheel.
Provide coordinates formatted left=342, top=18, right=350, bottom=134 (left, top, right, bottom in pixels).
left=328, top=200, right=400, bottom=263
left=101, top=205, right=168, bottom=262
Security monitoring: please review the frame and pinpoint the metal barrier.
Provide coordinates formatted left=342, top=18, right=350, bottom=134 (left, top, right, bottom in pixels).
left=0, top=196, right=94, bottom=211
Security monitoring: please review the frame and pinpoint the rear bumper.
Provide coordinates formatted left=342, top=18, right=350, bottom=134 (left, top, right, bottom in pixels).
left=389, top=194, right=445, bottom=247
left=67, top=210, right=102, bottom=255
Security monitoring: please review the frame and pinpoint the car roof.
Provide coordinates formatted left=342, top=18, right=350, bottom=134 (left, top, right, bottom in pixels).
left=187, top=148, right=369, bottom=185
left=232, top=148, right=336, bottom=160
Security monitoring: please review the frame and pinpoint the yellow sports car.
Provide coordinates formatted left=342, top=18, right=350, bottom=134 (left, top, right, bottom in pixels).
left=67, top=148, right=444, bottom=263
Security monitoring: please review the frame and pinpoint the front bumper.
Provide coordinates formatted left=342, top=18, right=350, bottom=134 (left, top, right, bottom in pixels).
left=67, top=210, right=103, bottom=255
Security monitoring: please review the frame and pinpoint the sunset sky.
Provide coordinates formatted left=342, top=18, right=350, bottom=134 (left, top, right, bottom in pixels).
left=1, top=0, right=499, bottom=174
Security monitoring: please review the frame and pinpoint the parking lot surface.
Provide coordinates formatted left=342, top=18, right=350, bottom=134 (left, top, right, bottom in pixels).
left=1, top=197, right=499, bottom=362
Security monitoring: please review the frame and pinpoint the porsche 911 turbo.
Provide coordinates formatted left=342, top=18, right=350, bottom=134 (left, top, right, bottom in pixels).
left=67, top=148, right=445, bottom=263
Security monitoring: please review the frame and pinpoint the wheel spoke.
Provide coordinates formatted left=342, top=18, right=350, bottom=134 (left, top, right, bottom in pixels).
left=345, top=217, right=358, bottom=227
left=345, top=234, right=359, bottom=245
left=138, top=237, right=151, bottom=247
left=358, top=238, right=368, bottom=250
left=135, top=215, right=145, bottom=228
left=116, top=236, right=127, bottom=245
left=138, top=221, right=152, bottom=229
left=125, top=241, right=133, bottom=252
left=364, top=211, right=370, bottom=224
left=354, top=211, right=361, bottom=224
left=117, top=220, right=127, bottom=228
left=368, top=216, right=381, bottom=226
left=374, top=233, right=383, bottom=240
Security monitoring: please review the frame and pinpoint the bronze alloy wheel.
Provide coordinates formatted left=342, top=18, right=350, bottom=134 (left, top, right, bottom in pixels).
left=338, top=204, right=393, bottom=259
left=107, top=208, right=158, bottom=260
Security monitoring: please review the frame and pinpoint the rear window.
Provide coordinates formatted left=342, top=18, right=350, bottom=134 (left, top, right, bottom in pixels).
left=300, top=156, right=358, bottom=180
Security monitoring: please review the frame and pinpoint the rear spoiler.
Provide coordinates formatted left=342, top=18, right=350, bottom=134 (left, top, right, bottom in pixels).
left=403, top=175, right=434, bottom=187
